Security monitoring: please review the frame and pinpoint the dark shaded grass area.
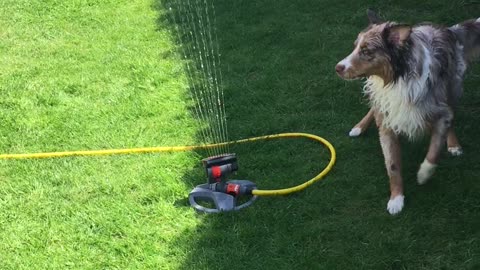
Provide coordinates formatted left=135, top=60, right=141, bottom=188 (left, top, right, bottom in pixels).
left=157, top=0, right=480, bottom=269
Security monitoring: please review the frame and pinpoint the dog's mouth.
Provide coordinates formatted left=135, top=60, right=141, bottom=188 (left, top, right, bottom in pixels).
left=337, top=72, right=367, bottom=80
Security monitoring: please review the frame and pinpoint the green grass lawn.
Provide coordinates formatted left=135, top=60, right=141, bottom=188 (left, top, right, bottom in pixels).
left=1, top=0, right=480, bottom=269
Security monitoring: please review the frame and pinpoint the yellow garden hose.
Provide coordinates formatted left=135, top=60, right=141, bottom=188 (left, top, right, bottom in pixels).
left=0, top=132, right=336, bottom=196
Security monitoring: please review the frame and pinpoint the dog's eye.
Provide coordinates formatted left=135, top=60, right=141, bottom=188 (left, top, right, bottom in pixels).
left=360, top=48, right=370, bottom=56
left=359, top=47, right=374, bottom=60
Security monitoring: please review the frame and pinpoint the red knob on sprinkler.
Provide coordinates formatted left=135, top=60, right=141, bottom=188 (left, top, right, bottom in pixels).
left=202, top=154, right=238, bottom=183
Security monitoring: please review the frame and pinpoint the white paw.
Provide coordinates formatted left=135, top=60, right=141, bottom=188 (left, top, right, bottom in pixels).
left=387, top=195, right=404, bottom=215
left=448, top=146, right=463, bottom=156
left=349, top=127, right=362, bottom=137
left=417, top=159, right=437, bottom=185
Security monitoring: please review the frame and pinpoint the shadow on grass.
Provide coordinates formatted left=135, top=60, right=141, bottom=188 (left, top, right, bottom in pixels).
left=154, top=0, right=480, bottom=269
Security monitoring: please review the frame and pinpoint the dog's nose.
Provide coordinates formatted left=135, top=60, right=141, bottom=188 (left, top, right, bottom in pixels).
left=335, top=64, right=346, bottom=74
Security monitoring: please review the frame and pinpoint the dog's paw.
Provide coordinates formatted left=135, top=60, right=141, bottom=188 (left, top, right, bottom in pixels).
left=348, top=127, right=362, bottom=137
left=448, top=146, right=463, bottom=156
left=417, top=159, right=437, bottom=185
left=387, top=195, right=404, bottom=215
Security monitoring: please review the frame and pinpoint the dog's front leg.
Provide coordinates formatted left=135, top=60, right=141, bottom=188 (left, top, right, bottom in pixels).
left=447, top=126, right=463, bottom=156
left=378, top=125, right=404, bottom=215
left=417, top=111, right=453, bottom=185
left=349, top=108, right=375, bottom=137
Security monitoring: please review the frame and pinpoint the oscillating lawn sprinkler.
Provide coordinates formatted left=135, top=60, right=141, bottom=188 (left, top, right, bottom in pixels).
left=188, top=153, right=258, bottom=213
left=0, top=133, right=336, bottom=214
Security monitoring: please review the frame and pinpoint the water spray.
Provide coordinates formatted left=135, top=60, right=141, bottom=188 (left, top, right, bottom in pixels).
left=0, top=2, right=337, bottom=214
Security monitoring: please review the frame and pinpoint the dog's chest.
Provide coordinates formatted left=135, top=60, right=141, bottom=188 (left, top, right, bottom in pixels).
left=364, top=77, right=430, bottom=139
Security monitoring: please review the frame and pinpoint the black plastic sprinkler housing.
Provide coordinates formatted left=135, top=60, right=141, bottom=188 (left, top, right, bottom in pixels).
left=188, top=153, right=258, bottom=213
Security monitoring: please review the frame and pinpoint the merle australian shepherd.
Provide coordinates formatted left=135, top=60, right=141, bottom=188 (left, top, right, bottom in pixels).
left=335, top=9, right=480, bottom=215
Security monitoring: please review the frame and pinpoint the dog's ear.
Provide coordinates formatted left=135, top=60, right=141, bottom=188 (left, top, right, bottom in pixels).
left=367, top=8, right=383, bottom=25
left=385, top=24, right=412, bottom=47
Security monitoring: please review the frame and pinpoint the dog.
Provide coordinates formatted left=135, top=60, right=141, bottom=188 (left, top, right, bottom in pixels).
left=335, top=9, right=480, bottom=215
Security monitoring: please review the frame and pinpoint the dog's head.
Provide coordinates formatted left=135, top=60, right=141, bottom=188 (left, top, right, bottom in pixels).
left=335, top=9, right=412, bottom=85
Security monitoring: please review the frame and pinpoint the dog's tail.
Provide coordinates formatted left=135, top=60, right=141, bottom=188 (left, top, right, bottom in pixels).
left=450, top=18, right=480, bottom=62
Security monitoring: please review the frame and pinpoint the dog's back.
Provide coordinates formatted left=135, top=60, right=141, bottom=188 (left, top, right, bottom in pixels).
left=450, top=18, right=480, bottom=62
